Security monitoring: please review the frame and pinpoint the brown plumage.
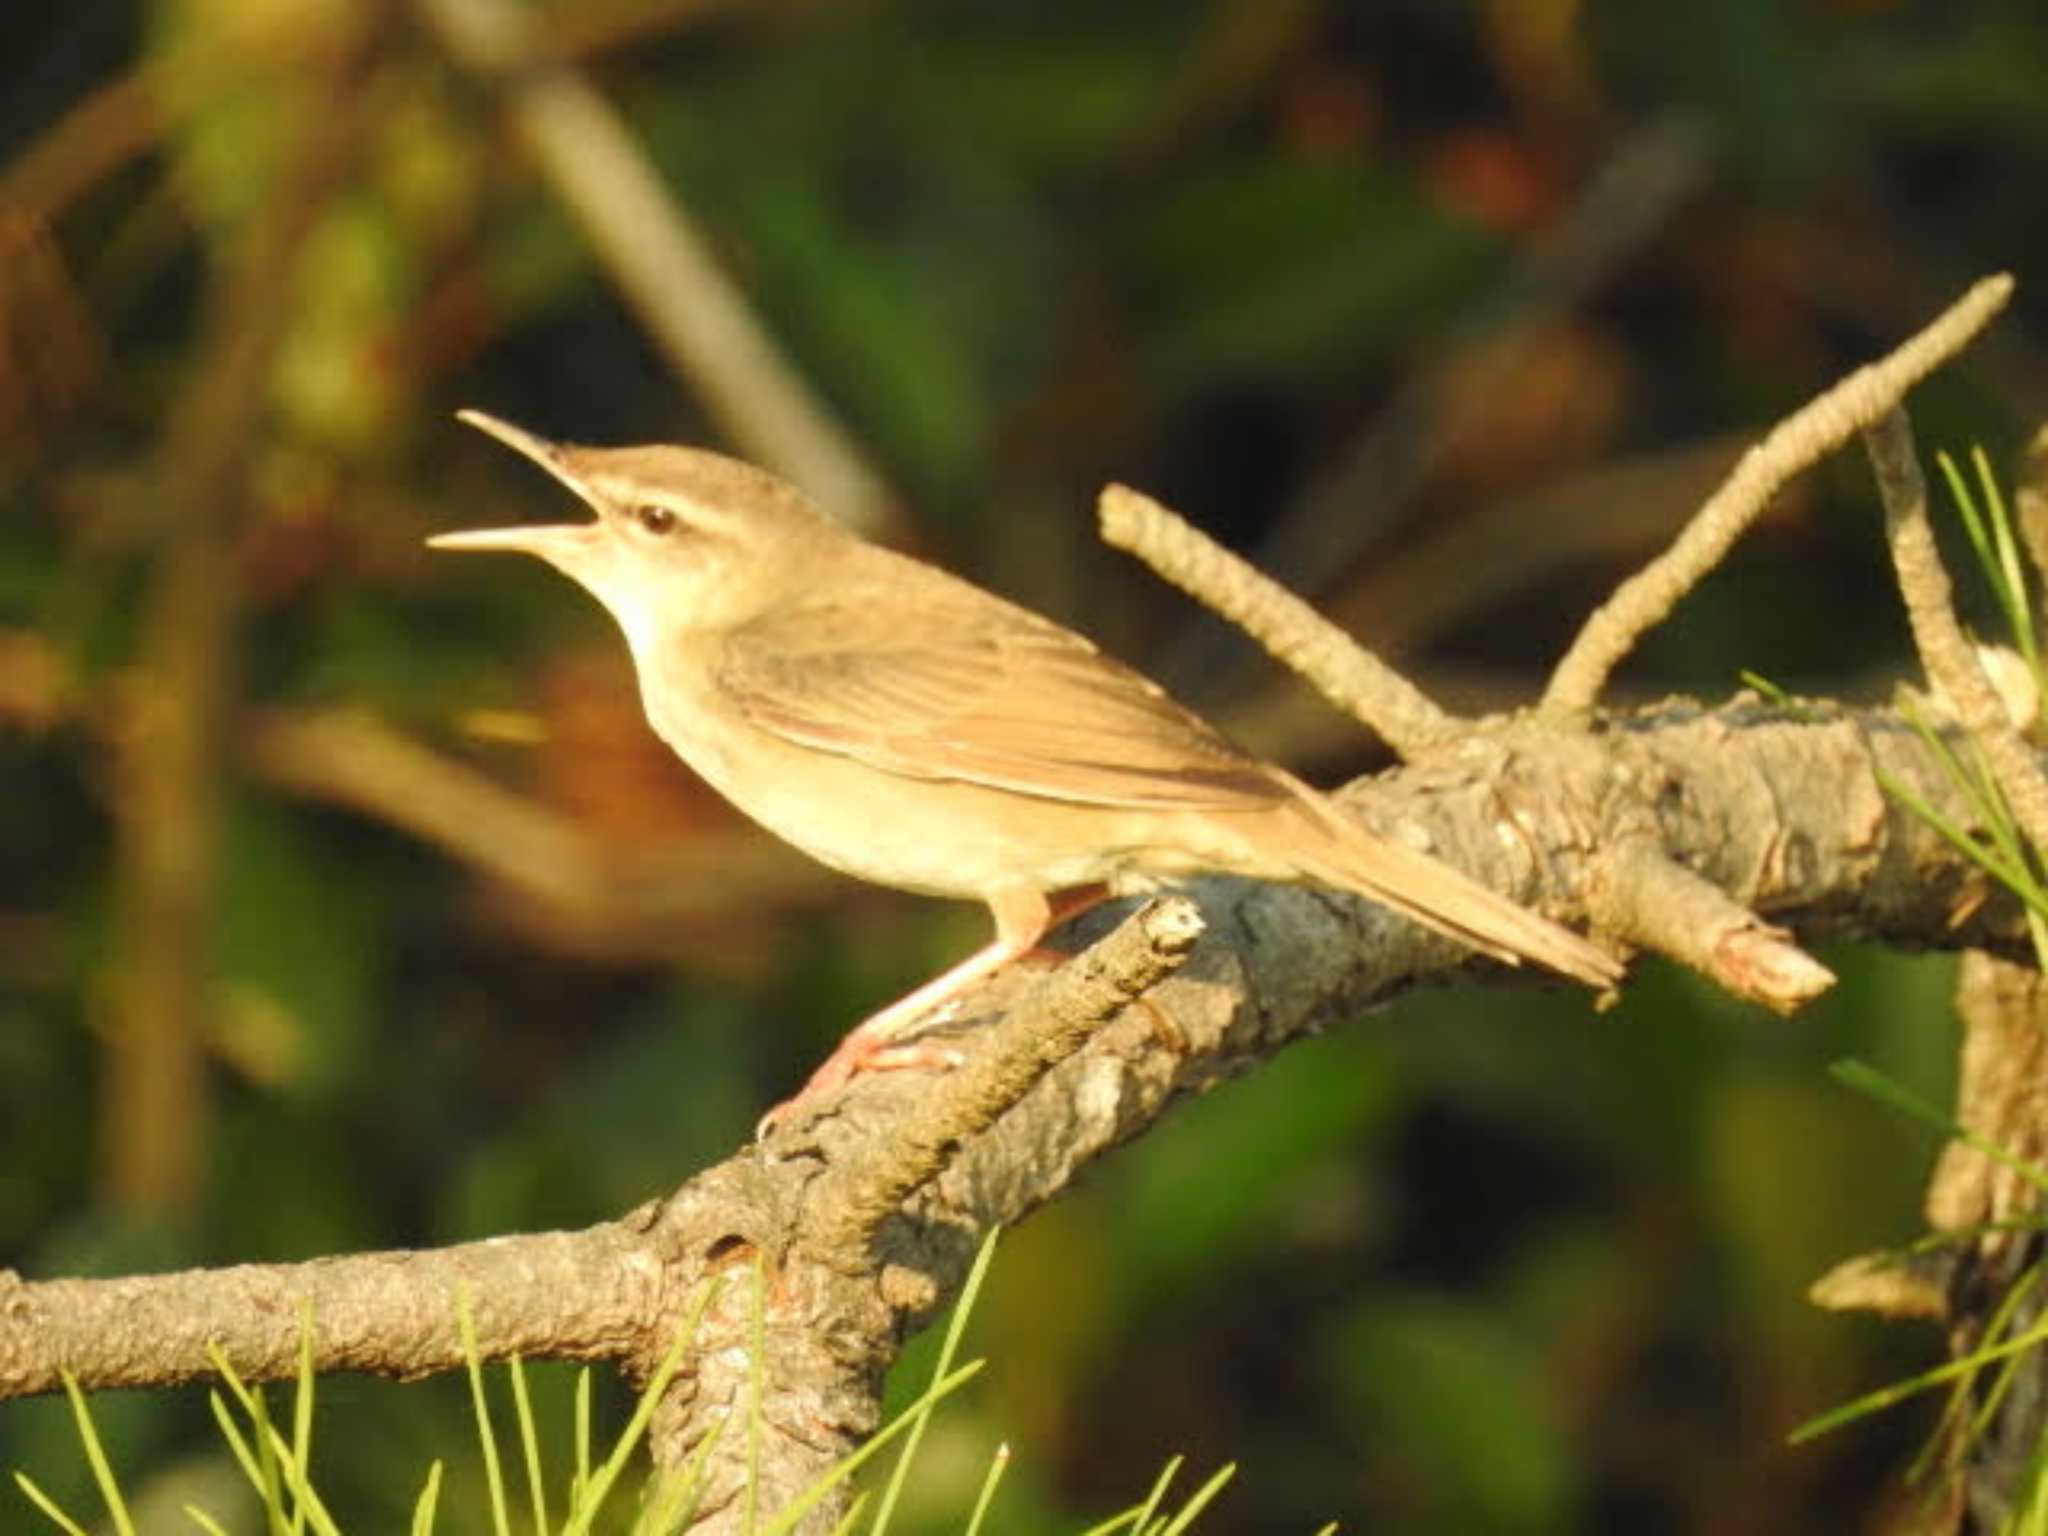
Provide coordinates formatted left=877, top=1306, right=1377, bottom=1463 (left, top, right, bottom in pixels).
left=432, top=410, right=1622, bottom=1120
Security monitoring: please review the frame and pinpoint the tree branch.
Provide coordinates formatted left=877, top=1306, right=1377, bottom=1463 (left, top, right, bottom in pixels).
left=6, top=693, right=2037, bottom=1529
left=1864, top=405, right=2048, bottom=855
left=1545, top=273, right=2014, bottom=711
left=1100, top=484, right=1456, bottom=757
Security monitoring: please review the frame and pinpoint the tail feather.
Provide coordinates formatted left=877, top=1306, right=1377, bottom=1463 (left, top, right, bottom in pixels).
left=1270, top=780, right=1622, bottom=990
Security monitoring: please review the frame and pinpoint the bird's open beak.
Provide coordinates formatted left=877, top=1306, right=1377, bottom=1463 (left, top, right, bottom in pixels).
left=428, top=409, right=601, bottom=557
left=455, top=409, right=570, bottom=477
left=426, top=523, right=590, bottom=555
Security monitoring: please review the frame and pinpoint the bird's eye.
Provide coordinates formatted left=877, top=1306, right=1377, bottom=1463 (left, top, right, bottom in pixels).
left=633, top=504, right=679, bottom=537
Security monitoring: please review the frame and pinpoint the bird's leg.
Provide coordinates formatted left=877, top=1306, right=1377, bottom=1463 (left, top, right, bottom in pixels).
left=759, top=884, right=1109, bottom=1134
left=1011, top=882, right=1111, bottom=965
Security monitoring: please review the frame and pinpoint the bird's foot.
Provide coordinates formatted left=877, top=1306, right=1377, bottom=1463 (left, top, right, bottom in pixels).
left=753, top=886, right=1108, bottom=1140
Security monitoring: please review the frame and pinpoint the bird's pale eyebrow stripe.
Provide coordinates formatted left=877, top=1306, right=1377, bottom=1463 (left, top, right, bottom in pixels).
left=597, top=484, right=745, bottom=537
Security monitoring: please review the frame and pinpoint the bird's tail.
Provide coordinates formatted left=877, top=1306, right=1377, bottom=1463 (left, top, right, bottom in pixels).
left=1267, top=776, right=1623, bottom=990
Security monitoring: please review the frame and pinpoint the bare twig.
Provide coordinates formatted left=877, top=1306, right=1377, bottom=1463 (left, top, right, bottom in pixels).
left=802, top=897, right=1204, bottom=1262
left=1166, top=111, right=1718, bottom=695
left=1100, top=484, right=1455, bottom=756
left=1583, top=837, right=1832, bottom=1012
left=1865, top=403, right=2048, bottom=855
left=1545, top=273, right=2015, bottom=712
left=416, top=0, right=898, bottom=538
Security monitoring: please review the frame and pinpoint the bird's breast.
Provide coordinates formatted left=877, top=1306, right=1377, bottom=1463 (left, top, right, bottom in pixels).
left=630, top=665, right=1223, bottom=900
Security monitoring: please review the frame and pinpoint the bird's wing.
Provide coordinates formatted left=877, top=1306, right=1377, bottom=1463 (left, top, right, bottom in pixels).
left=714, top=572, right=1290, bottom=812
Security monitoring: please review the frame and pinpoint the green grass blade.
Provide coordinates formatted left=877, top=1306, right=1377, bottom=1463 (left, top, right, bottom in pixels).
left=1079, top=1456, right=1181, bottom=1536
left=1938, top=444, right=2039, bottom=674
left=1898, top=706, right=2029, bottom=879
left=1938, top=449, right=2027, bottom=649
left=871, top=1226, right=1001, bottom=1534
left=1737, top=669, right=1789, bottom=703
left=755, top=1362, right=986, bottom=1536
left=1952, top=1263, right=2048, bottom=1464
left=1874, top=765, right=2048, bottom=913
left=59, top=1372, right=135, bottom=1536
left=206, top=1386, right=329, bottom=1535
left=1960, top=739, right=2034, bottom=873
left=291, top=1302, right=315, bottom=1536
left=629, top=1400, right=726, bottom=1535
left=1833, top=1060, right=2048, bottom=1199
left=203, top=1350, right=288, bottom=1533
left=961, top=1444, right=1010, bottom=1536
left=564, top=1277, right=720, bottom=1536
left=248, top=1381, right=289, bottom=1535
left=251, top=1424, right=342, bottom=1536
left=1953, top=734, right=2048, bottom=923
left=456, top=1288, right=513, bottom=1536
left=1793, top=1302, right=2048, bottom=1442
left=573, top=1366, right=592, bottom=1511
left=13, top=1472, right=91, bottom=1536
left=633, top=1453, right=714, bottom=1536
left=1075, top=1504, right=1144, bottom=1536
left=1156, top=1462, right=1235, bottom=1536
left=506, top=1356, right=549, bottom=1536
left=825, top=1491, right=869, bottom=1536
left=412, top=1460, right=444, bottom=1536
left=206, top=1387, right=269, bottom=1503
left=1901, top=1262, right=2039, bottom=1486
left=203, top=1348, right=342, bottom=1536
left=1130, top=1454, right=1183, bottom=1536
left=1976, top=446, right=2036, bottom=665
left=185, top=1506, right=232, bottom=1535
left=1941, top=450, right=1996, bottom=576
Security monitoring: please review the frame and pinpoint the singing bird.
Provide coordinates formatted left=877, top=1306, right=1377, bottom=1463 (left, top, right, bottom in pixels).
left=432, top=412, right=1621, bottom=1119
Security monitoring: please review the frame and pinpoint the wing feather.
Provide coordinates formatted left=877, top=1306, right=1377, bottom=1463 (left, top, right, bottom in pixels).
left=716, top=568, right=1289, bottom=811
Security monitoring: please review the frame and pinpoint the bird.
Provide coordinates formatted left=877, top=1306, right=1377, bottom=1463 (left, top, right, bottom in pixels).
left=430, top=410, right=1622, bottom=1122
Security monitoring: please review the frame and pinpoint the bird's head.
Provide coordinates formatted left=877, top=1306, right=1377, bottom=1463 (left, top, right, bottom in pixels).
left=430, top=409, right=842, bottom=656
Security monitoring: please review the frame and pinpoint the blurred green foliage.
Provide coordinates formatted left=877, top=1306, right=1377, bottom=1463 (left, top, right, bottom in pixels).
left=5, top=0, right=2046, bottom=1529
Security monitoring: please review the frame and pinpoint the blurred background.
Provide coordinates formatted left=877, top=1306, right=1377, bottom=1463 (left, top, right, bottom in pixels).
left=3, top=0, right=2044, bottom=1529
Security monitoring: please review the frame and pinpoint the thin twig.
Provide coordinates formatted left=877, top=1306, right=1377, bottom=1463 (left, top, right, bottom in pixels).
left=1583, top=838, right=1833, bottom=1012
left=1545, top=272, right=2015, bottom=712
left=1864, top=405, right=2048, bottom=855
left=802, top=897, right=1204, bottom=1263
left=1100, top=484, right=1454, bottom=757
left=1164, top=110, right=1718, bottom=695
left=417, top=0, right=898, bottom=537
left=0, top=1222, right=658, bottom=1399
